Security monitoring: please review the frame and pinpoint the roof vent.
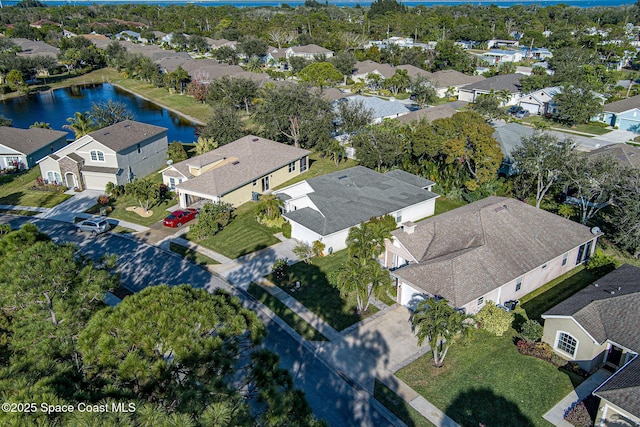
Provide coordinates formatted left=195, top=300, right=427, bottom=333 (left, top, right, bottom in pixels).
left=402, top=221, right=416, bottom=234
left=232, top=161, right=240, bottom=165
left=103, top=132, right=109, bottom=135
left=618, top=286, right=622, bottom=291
left=594, top=283, right=599, bottom=287
left=252, top=138, right=259, bottom=142
left=338, top=175, right=348, bottom=180
left=124, top=124, right=130, bottom=128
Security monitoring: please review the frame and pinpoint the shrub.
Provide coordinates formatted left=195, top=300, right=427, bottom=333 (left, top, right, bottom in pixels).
left=518, top=319, right=543, bottom=342
left=564, top=401, right=592, bottom=427
left=271, top=258, right=289, bottom=285
left=293, top=241, right=313, bottom=264
left=312, top=240, right=325, bottom=257
left=282, top=221, right=291, bottom=238
left=157, top=183, right=170, bottom=201
left=475, top=301, right=513, bottom=336
left=191, top=202, right=235, bottom=240
left=586, top=250, right=616, bottom=276
left=97, top=195, right=110, bottom=205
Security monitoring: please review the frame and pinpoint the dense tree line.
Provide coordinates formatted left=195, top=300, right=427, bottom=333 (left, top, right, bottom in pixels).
left=0, top=224, right=323, bottom=426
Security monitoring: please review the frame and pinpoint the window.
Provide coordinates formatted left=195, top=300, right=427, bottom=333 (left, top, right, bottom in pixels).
left=253, top=180, right=257, bottom=186
left=477, top=297, right=484, bottom=306
left=169, top=177, right=176, bottom=190
left=299, top=156, right=307, bottom=172
left=47, top=171, right=62, bottom=184
left=137, top=143, right=141, bottom=154
left=515, top=277, right=522, bottom=292
left=262, top=176, right=270, bottom=192
left=562, top=252, right=568, bottom=266
left=90, top=150, right=105, bottom=162
left=288, top=161, right=296, bottom=173
left=396, top=211, right=402, bottom=223
left=541, top=263, right=548, bottom=270
left=576, top=242, right=593, bottom=265
left=556, top=332, right=577, bottom=357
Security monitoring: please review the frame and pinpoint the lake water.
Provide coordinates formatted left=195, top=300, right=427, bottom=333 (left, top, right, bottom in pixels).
left=0, top=83, right=199, bottom=143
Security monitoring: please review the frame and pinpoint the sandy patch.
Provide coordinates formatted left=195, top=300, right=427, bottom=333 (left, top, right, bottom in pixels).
left=125, top=206, right=153, bottom=218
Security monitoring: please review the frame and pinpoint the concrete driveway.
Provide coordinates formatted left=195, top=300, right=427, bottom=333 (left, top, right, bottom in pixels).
left=594, top=129, right=638, bottom=144
left=315, top=305, right=429, bottom=392
left=135, top=218, right=192, bottom=245
left=36, top=189, right=104, bottom=222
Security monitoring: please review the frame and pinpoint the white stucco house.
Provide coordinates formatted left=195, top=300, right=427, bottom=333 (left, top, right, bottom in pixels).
left=384, top=197, right=600, bottom=314
left=275, top=166, right=439, bottom=253
left=285, top=44, right=334, bottom=60
left=38, top=120, right=168, bottom=191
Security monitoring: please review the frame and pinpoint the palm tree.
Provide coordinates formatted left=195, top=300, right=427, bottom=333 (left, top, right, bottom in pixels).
left=326, top=139, right=346, bottom=166
left=412, top=298, right=472, bottom=367
left=63, top=112, right=94, bottom=139
left=30, top=122, right=51, bottom=129
left=255, top=194, right=282, bottom=220
left=245, top=55, right=264, bottom=73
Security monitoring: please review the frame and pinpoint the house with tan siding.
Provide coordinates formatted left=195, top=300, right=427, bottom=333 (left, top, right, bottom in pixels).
left=384, top=197, right=600, bottom=313
left=162, top=135, right=310, bottom=208
left=38, top=120, right=167, bottom=191
left=541, top=264, right=640, bottom=426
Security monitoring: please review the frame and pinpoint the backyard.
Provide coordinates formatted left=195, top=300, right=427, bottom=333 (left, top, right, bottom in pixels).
left=186, top=202, right=281, bottom=260
left=275, top=250, right=380, bottom=332
left=0, top=169, right=71, bottom=208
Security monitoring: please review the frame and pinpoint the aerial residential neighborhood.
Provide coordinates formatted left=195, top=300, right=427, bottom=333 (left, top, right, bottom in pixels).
left=2, top=0, right=640, bottom=426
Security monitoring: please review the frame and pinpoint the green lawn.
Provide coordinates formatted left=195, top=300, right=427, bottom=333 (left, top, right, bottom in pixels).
left=521, top=117, right=612, bottom=136
left=187, top=202, right=280, bottom=259
left=273, top=153, right=358, bottom=191
left=87, top=196, right=177, bottom=227
left=169, top=242, right=220, bottom=266
left=374, top=380, right=435, bottom=427
left=396, top=329, right=582, bottom=427
left=434, top=197, right=466, bottom=216
left=0, top=169, right=72, bottom=208
left=248, top=282, right=327, bottom=341
left=520, top=266, right=598, bottom=321
left=278, top=250, right=379, bottom=331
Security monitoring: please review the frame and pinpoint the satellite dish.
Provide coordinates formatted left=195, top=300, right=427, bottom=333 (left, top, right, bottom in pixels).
left=591, top=226, right=601, bottom=235
left=167, top=159, right=173, bottom=165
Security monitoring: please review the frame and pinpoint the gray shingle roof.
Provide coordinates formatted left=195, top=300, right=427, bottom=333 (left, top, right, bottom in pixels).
left=594, top=356, right=640, bottom=418
left=543, top=264, right=640, bottom=351
left=0, top=127, right=67, bottom=155
left=384, top=169, right=435, bottom=188
left=353, top=61, right=396, bottom=78
left=391, top=197, right=596, bottom=307
left=342, top=95, right=409, bottom=120
left=280, top=166, right=439, bottom=236
left=604, top=94, right=640, bottom=114
left=87, top=120, right=167, bottom=153
left=459, top=73, right=524, bottom=94
left=587, top=143, right=640, bottom=169
left=395, top=105, right=458, bottom=124
left=175, top=135, right=310, bottom=197
left=428, top=69, right=485, bottom=88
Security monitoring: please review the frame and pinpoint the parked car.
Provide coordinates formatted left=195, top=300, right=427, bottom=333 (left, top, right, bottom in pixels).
left=163, top=208, right=199, bottom=228
left=76, top=217, right=110, bottom=236
left=507, top=105, right=523, bottom=115
left=515, top=109, right=530, bottom=119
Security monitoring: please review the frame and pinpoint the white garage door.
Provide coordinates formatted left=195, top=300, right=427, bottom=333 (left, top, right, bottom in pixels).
left=83, top=173, right=116, bottom=191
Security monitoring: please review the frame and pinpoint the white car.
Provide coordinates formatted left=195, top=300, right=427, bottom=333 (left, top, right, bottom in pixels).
left=76, top=217, right=110, bottom=236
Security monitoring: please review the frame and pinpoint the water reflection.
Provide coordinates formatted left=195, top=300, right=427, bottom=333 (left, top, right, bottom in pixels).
left=0, top=83, right=198, bottom=143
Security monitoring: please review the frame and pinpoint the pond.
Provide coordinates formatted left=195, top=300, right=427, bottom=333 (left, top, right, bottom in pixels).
left=0, top=83, right=198, bottom=143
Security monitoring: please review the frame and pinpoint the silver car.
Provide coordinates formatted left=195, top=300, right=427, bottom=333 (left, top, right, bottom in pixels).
left=76, top=218, right=110, bottom=236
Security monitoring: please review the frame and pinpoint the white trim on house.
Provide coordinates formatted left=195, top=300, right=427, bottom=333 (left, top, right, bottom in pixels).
left=541, top=315, right=601, bottom=345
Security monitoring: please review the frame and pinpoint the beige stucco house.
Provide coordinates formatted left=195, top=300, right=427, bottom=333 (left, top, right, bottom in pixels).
left=384, top=197, right=600, bottom=314
left=162, top=135, right=310, bottom=208
left=38, top=120, right=168, bottom=191
left=541, top=264, right=640, bottom=426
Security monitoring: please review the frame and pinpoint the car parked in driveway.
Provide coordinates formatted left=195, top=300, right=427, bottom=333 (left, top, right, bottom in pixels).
left=515, top=109, right=530, bottom=118
left=163, top=208, right=198, bottom=228
left=76, top=217, right=110, bottom=236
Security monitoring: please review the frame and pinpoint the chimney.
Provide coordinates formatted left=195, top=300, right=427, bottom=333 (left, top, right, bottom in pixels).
left=402, top=221, right=416, bottom=235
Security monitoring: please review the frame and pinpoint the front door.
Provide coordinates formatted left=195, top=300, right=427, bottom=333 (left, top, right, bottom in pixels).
left=65, top=172, right=76, bottom=189
left=606, top=345, right=623, bottom=368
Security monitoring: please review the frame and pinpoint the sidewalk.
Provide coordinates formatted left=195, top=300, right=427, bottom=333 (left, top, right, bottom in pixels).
left=543, top=369, right=612, bottom=426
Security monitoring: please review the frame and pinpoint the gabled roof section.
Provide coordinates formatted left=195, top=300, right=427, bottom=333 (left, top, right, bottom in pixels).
left=280, top=166, right=438, bottom=236
left=0, top=127, right=67, bottom=155
left=543, top=264, right=640, bottom=351
left=396, top=104, right=458, bottom=124
left=341, top=95, right=409, bottom=120
left=594, top=356, right=640, bottom=418
left=460, top=73, right=524, bottom=94
left=604, top=94, right=640, bottom=114
left=176, top=135, right=310, bottom=197
left=288, top=44, right=332, bottom=54
left=391, top=197, right=596, bottom=307
left=87, top=120, right=167, bottom=153
left=353, top=60, right=396, bottom=78
left=384, top=169, right=435, bottom=188
left=429, top=69, right=485, bottom=88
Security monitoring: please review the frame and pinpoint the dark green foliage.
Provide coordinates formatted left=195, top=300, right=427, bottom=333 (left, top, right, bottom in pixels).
left=368, top=0, right=405, bottom=19
left=167, top=141, right=188, bottom=163
left=190, top=202, right=235, bottom=240
left=90, top=100, right=135, bottom=129
left=200, top=103, right=246, bottom=145
left=585, top=250, right=617, bottom=276
left=271, top=258, right=290, bottom=285
left=282, top=221, right=292, bottom=239
left=518, top=319, right=544, bottom=343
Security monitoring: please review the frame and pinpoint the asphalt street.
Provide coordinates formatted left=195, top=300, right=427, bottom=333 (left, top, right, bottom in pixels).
left=0, top=215, right=395, bottom=427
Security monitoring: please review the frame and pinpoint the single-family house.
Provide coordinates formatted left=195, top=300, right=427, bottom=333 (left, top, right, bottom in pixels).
left=542, top=264, right=639, bottom=373
left=594, top=355, right=640, bottom=426
left=38, top=120, right=168, bottom=191
left=163, top=135, right=310, bottom=208
left=520, top=47, right=553, bottom=61
left=336, top=95, right=410, bottom=124
left=115, top=30, right=141, bottom=42
left=351, top=60, right=397, bottom=82
left=477, top=50, right=524, bottom=65
left=0, top=127, right=67, bottom=170
left=11, top=38, right=59, bottom=60
left=275, top=166, right=438, bottom=253
left=518, top=86, right=562, bottom=115
left=587, top=143, right=640, bottom=170
left=384, top=196, right=600, bottom=313
left=458, top=73, right=524, bottom=105
left=597, top=94, right=640, bottom=133
left=285, top=44, right=334, bottom=60
left=395, top=104, right=458, bottom=125
left=427, top=69, right=485, bottom=98
left=487, top=39, right=520, bottom=49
